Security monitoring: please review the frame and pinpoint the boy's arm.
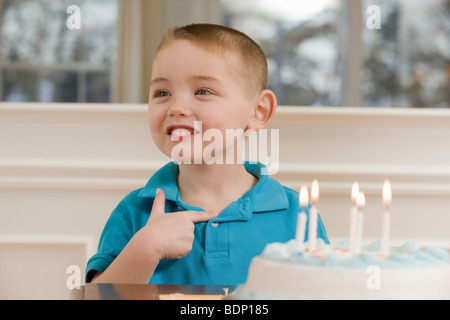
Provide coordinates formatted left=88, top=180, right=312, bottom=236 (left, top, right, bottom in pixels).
left=91, top=228, right=160, bottom=283
left=92, top=188, right=218, bottom=284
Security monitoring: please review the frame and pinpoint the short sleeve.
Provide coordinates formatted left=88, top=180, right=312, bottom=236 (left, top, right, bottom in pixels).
left=85, top=203, right=134, bottom=282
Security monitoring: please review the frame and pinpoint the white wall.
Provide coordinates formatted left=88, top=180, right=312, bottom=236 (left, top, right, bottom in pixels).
left=1, top=103, right=450, bottom=299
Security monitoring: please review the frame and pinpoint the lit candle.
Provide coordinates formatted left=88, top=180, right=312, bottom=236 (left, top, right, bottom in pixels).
left=351, top=182, right=360, bottom=204
left=381, top=180, right=392, bottom=256
left=296, top=185, right=308, bottom=251
left=308, top=179, right=319, bottom=251
left=349, top=182, right=359, bottom=255
left=355, top=191, right=366, bottom=256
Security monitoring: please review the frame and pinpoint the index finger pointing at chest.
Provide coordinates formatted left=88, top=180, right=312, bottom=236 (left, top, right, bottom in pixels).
left=183, top=210, right=219, bottom=223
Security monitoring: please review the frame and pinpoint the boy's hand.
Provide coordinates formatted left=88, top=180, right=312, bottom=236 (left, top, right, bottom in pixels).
left=144, top=188, right=218, bottom=260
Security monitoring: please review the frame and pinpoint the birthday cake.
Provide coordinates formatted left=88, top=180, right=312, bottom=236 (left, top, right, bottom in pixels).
left=233, top=239, right=450, bottom=300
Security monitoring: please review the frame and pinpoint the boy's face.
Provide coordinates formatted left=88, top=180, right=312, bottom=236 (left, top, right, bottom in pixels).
left=148, top=40, right=257, bottom=163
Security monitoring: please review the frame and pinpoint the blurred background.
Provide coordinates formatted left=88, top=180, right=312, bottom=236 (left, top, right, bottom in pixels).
left=0, top=0, right=449, bottom=107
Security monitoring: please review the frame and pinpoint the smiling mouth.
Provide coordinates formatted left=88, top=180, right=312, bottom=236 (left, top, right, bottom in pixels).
left=167, top=126, right=200, bottom=141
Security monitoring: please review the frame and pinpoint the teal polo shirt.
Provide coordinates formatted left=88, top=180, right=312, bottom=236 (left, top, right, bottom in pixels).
left=86, top=162, right=329, bottom=285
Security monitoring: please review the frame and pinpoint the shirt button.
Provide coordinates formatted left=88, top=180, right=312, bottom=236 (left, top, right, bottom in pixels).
left=211, top=222, right=219, bottom=228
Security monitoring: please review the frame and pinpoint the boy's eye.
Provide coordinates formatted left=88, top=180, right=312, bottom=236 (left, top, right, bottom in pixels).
left=195, top=89, right=213, bottom=95
left=153, top=90, right=170, bottom=98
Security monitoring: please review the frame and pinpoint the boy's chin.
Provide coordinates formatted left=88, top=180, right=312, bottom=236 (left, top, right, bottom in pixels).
left=169, top=157, right=218, bottom=165
left=170, top=153, right=229, bottom=166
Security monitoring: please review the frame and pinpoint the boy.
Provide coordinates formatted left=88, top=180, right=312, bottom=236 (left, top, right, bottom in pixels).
left=86, top=24, right=328, bottom=285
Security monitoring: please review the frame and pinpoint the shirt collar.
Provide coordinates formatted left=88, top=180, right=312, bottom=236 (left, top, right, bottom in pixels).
left=138, top=162, right=289, bottom=217
left=138, top=162, right=180, bottom=201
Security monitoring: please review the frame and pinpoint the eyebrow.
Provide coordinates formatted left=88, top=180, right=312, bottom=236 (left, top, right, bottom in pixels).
left=150, top=75, right=223, bottom=86
left=150, top=77, right=169, bottom=86
left=191, top=75, right=222, bottom=84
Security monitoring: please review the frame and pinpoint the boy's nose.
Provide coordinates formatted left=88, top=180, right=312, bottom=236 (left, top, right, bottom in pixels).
left=167, top=99, right=193, bottom=118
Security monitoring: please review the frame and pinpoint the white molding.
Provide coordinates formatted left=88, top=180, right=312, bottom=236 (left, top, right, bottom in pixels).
left=0, top=176, right=148, bottom=191
left=277, top=105, right=450, bottom=117
left=0, top=234, right=97, bottom=263
left=3, top=102, right=450, bottom=117
left=277, top=162, right=450, bottom=179
left=0, top=158, right=162, bottom=191
left=2, top=103, right=450, bottom=196
left=0, top=234, right=97, bottom=299
left=0, top=157, right=159, bottom=170
left=1, top=158, right=450, bottom=196
left=274, top=163, right=450, bottom=195
left=0, top=102, right=147, bottom=113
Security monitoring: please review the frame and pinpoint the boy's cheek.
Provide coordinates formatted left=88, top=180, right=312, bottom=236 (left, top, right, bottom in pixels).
left=147, top=113, right=162, bottom=133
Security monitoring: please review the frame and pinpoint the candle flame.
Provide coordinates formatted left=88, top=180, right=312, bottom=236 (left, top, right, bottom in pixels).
left=383, top=180, right=392, bottom=207
left=299, top=185, right=309, bottom=208
left=356, top=191, right=366, bottom=208
left=311, top=179, right=319, bottom=203
left=351, top=182, right=359, bottom=203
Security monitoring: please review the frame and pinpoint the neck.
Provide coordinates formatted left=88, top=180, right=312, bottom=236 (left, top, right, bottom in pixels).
left=176, top=163, right=258, bottom=212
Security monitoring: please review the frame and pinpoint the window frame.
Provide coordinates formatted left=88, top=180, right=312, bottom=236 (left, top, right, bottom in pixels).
left=0, top=0, right=116, bottom=103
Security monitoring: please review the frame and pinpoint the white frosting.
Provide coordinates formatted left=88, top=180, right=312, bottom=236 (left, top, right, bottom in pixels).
left=234, top=239, right=450, bottom=300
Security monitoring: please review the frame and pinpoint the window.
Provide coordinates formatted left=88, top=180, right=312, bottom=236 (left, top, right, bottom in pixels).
left=222, top=0, right=450, bottom=108
left=222, top=0, right=343, bottom=106
left=1, top=0, right=448, bottom=107
left=0, top=0, right=117, bottom=102
left=362, top=0, right=450, bottom=108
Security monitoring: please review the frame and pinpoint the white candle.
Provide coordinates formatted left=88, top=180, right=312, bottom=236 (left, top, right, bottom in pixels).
left=355, top=191, right=366, bottom=256
left=351, top=182, right=360, bottom=204
left=308, top=180, right=319, bottom=251
left=381, top=180, right=392, bottom=256
left=296, top=185, right=308, bottom=251
left=349, top=182, right=359, bottom=255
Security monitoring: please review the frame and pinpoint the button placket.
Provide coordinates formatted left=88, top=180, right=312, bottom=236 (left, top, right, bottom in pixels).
left=205, top=220, right=229, bottom=258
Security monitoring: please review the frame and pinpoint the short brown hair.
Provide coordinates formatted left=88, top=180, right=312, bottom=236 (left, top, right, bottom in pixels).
left=155, top=23, right=268, bottom=96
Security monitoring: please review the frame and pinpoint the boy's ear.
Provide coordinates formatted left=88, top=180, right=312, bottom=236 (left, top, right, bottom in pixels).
left=247, top=89, right=277, bottom=131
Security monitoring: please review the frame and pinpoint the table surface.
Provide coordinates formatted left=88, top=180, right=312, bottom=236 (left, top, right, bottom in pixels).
left=71, top=283, right=236, bottom=300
